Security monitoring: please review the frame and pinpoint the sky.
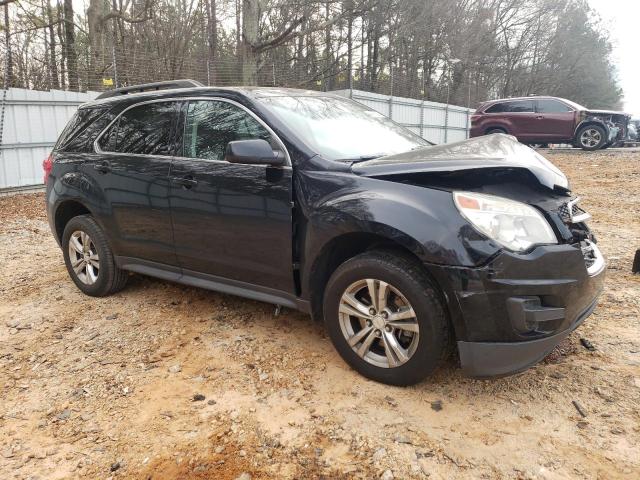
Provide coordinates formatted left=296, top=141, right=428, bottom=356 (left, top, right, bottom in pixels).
left=589, top=0, right=640, bottom=116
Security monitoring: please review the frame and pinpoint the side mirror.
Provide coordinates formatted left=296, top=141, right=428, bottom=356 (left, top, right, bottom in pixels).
left=225, top=139, right=285, bottom=166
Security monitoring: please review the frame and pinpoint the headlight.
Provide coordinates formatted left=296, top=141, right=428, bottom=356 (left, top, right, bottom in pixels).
left=453, top=191, right=557, bottom=252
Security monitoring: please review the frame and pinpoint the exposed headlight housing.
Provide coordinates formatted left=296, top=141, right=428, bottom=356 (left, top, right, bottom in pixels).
left=453, top=191, right=557, bottom=252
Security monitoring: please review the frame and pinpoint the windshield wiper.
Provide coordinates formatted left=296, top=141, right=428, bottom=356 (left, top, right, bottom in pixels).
left=347, top=153, right=386, bottom=163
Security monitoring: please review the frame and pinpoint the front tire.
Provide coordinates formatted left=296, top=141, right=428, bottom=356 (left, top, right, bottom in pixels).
left=62, top=215, right=128, bottom=297
left=576, top=125, right=607, bottom=150
left=486, top=127, right=507, bottom=135
left=323, top=251, right=450, bottom=386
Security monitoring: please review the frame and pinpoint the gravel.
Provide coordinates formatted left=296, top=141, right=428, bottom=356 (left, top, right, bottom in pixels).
left=0, top=151, right=638, bottom=479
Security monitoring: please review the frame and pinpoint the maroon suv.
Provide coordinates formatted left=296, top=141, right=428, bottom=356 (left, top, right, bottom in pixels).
left=470, top=96, right=630, bottom=151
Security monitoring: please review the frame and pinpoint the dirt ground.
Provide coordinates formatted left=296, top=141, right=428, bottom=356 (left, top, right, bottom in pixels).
left=1, top=150, right=639, bottom=480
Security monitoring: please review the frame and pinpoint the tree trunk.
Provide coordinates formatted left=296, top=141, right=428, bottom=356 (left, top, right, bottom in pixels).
left=63, top=0, right=78, bottom=90
left=241, top=0, right=258, bottom=85
left=323, top=2, right=332, bottom=91
left=295, top=16, right=305, bottom=84
left=366, top=22, right=373, bottom=89
left=46, top=0, right=59, bottom=89
left=371, top=33, right=379, bottom=91
left=3, top=4, right=13, bottom=88
left=205, top=0, right=218, bottom=84
left=87, top=0, right=109, bottom=90
left=56, top=0, right=66, bottom=89
left=235, top=0, right=241, bottom=81
left=369, top=7, right=381, bottom=92
left=346, top=3, right=353, bottom=90
left=360, top=20, right=365, bottom=89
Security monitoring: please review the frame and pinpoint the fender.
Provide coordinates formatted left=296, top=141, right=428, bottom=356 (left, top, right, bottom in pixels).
left=295, top=167, right=502, bottom=296
left=573, top=117, right=611, bottom=141
left=46, top=155, right=113, bottom=247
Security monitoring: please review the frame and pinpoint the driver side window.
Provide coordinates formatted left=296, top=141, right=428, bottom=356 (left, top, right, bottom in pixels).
left=182, top=100, right=276, bottom=161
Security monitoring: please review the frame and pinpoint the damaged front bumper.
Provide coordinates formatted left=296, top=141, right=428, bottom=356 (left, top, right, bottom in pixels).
left=457, top=296, right=599, bottom=377
left=430, top=242, right=605, bottom=378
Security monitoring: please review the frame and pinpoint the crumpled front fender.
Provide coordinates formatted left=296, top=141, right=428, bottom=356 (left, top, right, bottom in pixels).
left=295, top=168, right=502, bottom=291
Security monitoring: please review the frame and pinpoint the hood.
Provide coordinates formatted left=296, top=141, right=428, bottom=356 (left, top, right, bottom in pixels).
left=351, top=134, right=569, bottom=191
left=584, top=109, right=631, bottom=118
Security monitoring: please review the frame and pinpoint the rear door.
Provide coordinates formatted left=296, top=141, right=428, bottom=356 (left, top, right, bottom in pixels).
left=484, top=100, right=537, bottom=141
left=169, top=98, right=295, bottom=294
left=502, top=100, right=537, bottom=141
left=534, top=99, right=576, bottom=141
left=91, top=100, right=180, bottom=265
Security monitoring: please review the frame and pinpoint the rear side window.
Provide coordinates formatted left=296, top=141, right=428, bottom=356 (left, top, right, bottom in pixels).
left=485, top=100, right=534, bottom=113
left=182, top=100, right=275, bottom=161
left=537, top=99, right=572, bottom=113
left=55, top=106, right=113, bottom=153
left=485, top=102, right=508, bottom=113
left=99, top=102, right=178, bottom=155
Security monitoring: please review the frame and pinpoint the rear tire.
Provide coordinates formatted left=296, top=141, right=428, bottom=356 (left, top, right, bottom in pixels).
left=62, top=215, right=128, bottom=297
left=576, top=125, right=607, bottom=151
left=323, top=250, right=450, bottom=386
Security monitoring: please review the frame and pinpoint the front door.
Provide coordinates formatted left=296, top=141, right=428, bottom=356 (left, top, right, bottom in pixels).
left=534, top=99, right=576, bottom=141
left=169, top=98, right=295, bottom=294
left=88, top=100, right=180, bottom=265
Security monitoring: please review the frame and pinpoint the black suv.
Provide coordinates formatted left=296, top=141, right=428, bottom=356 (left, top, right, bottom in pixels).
left=45, top=80, right=605, bottom=385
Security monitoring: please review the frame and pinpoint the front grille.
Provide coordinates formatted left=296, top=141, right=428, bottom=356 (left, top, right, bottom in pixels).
left=557, top=197, right=590, bottom=224
left=581, top=241, right=597, bottom=268
left=558, top=203, right=587, bottom=223
left=556, top=199, right=602, bottom=273
left=579, top=239, right=604, bottom=275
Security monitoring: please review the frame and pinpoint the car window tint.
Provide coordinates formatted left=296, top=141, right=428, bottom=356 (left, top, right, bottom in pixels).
left=56, top=106, right=114, bottom=153
left=182, top=100, right=274, bottom=161
left=507, top=100, right=534, bottom=113
left=485, top=102, right=509, bottom=113
left=485, top=100, right=534, bottom=113
left=101, top=102, right=176, bottom=155
left=98, top=117, right=119, bottom=151
left=537, top=99, right=571, bottom=113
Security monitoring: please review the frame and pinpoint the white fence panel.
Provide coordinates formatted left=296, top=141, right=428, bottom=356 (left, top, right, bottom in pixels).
left=332, top=89, right=473, bottom=145
left=0, top=88, right=98, bottom=190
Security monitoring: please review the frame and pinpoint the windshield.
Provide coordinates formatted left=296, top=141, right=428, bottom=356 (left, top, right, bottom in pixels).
left=258, top=95, right=429, bottom=161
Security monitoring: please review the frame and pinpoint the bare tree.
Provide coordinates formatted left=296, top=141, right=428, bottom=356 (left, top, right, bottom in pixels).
left=0, top=0, right=623, bottom=109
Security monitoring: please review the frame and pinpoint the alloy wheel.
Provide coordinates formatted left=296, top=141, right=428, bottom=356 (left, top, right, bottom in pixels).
left=68, top=230, right=100, bottom=285
left=338, top=278, right=420, bottom=368
left=580, top=128, right=602, bottom=148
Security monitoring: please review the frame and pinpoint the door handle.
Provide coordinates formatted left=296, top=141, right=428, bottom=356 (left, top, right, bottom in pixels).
left=93, top=161, right=111, bottom=174
left=536, top=115, right=544, bottom=120
left=171, top=175, right=198, bottom=189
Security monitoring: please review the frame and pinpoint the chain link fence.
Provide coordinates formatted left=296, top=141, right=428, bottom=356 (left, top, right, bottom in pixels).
left=0, top=41, right=460, bottom=104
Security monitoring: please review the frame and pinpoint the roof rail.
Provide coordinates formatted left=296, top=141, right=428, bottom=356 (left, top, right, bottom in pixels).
left=95, top=79, right=205, bottom=100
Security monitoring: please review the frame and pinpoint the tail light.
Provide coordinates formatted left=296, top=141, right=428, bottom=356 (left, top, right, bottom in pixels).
left=43, top=154, right=53, bottom=184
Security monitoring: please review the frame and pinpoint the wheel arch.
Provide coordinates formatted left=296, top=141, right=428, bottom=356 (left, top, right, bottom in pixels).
left=484, top=125, right=508, bottom=135
left=306, top=232, right=459, bottom=341
left=53, top=199, right=93, bottom=244
left=574, top=119, right=609, bottom=142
